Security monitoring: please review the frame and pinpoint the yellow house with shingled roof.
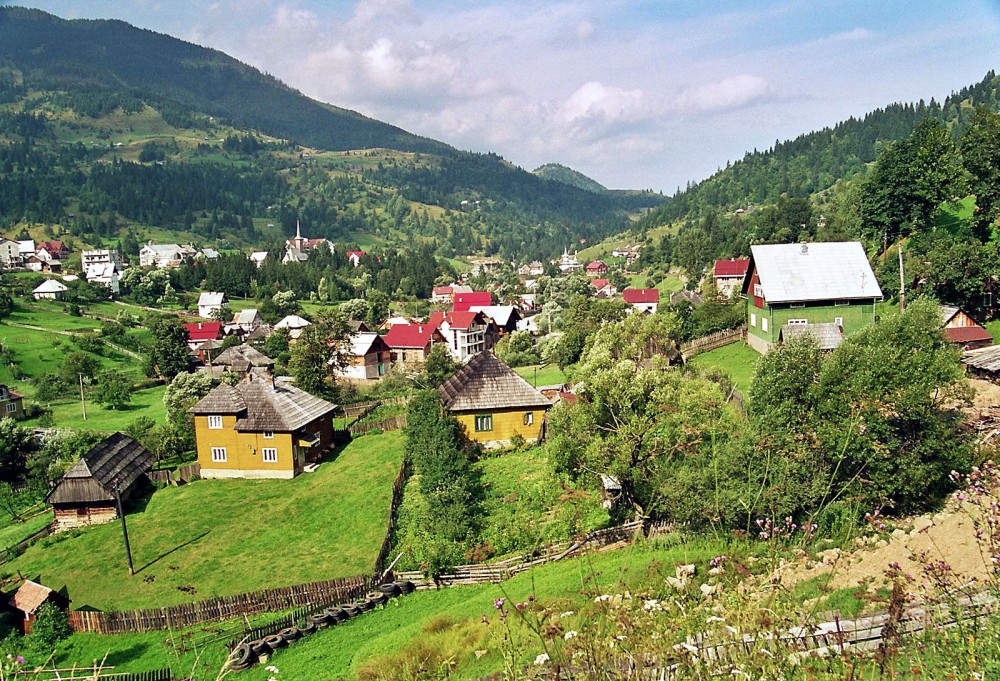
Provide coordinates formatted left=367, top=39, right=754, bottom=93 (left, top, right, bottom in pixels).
left=438, top=352, right=552, bottom=447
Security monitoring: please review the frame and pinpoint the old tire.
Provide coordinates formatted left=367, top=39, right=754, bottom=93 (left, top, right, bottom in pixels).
left=229, top=643, right=255, bottom=668
left=367, top=592, right=389, bottom=607
left=328, top=607, right=349, bottom=622
left=278, top=627, right=301, bottom=643
left=308, top=613, right=331, bottom=628
left=343, top=604, right=362, bottom=617
left=298, top=620, right=317, bottom=636
left=379, top=583, right=402, bottom=597
left=250, top=640, right=270, bottom=657
left=397, top=580, right=416, bottom=594
left=264, top=634, right=285, bottom=651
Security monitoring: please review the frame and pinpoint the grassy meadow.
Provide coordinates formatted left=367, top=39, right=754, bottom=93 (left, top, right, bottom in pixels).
left=3, top=431, right=405, bottom=610
left=513, top=363, right=569, bottom=387
left=687, top=341, right=759, bottom=394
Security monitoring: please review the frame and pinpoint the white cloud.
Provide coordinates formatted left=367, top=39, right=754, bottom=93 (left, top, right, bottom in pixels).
left=823, top=27, right=876, bottom=43
left=559, top=82, right=646, bottom=124
left=674, top=75, right=776, bottom=113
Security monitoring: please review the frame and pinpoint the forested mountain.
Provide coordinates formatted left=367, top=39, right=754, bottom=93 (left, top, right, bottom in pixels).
left=533, top=163, right=607, bottom=193
left=0, top=7, right=664, bottom=260
left=642, top=71, right=1000, bottom=224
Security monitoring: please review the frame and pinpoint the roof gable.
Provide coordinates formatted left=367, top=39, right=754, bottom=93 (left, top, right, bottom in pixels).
left=384, top=321, right=440, bottom=348
left=438, top=352, right=552, bottom=412
left=46, top=433, right=155, bottom=505
left=714, top=258, right=750, bottom=277
left=746, top=242, right=882, bottom=304
left=623, top=288, right=659, bottom=304
left=184, top=321, right=222, bottom=341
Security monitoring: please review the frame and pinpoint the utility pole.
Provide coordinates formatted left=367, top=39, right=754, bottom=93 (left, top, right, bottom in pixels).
left=113, top=479, right=134, bottom=576
left=898, top=243, right=905, bottom=314
left=78, top=374, right=87, bottom=421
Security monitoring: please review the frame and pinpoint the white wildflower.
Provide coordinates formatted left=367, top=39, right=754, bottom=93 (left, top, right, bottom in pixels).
left=564, top=630, right=578, bottom=640
left=534, top=652, right=550, bottom=665
left=643, top=599, right=662, bottom=612
left=594, top=594, right=611, bottom=602
left=560, top=610, right=575, bottom=618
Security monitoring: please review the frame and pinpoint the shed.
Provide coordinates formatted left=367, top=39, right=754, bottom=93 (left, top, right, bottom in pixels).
left=32, top=279, right=68, bottom=301
left=8, top=580, right=66, bottom=634
left=45, top=433, right=155, bottom=532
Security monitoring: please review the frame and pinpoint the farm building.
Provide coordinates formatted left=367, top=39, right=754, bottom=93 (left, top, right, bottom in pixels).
left=334, top=332, right=391, bottom=384
left=45, top=433, right=155, bottom=532
left=190, top=374, right=337, bottom=479
left=32, top=279, right=67, bottom=300
left=197, top=291, right=227, bottom=318
left=438, top=352, right=552, bottom=447
left=940, top=305, right=993, bottom=350
left=743, top=242, right=882, bottom=354
left=713, top=258, right=750, bottom=297
left=208, top=344, right=275, bottom=379
left=8, top=580, right=67, bottom=634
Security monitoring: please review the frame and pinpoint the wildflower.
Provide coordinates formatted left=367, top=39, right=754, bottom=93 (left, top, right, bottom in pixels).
left=265, top=666, right=279, bottom=673
left=564, top=630, right=578, bottom=640
left=643, top=599, right=662, bottom=612
left=594, top=594, right=611, bottom=602
left=515, top=601, right=527, bottom=612
left=493, top=597, right=505, bottom=610
left=15, top=656, right=23, bottom=665
left=560, top=610, right=575, bottom=617
left=706, top=616, right=725, bottom=623
left=534, top=653, right=550, bottom=665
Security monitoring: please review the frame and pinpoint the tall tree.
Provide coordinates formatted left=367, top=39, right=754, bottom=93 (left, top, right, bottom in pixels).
left=962, top=107, right=1000, bottom=239
left=147, top=317, right=191, bottom=380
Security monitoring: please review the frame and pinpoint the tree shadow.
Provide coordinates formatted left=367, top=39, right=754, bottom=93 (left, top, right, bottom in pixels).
left=103, top=642, right=151, bottom=667
left=135, top=531, right=210, bottom=574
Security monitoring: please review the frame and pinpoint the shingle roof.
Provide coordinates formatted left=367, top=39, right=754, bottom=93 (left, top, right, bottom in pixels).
left=779, top=323, right=845, bottom=351
left=964, top=346, right=1000, bottom=372
left=747, top=242, right=882, bottom=304
left=213, top=344, right=274, bottom=372
left=438, top=352, right=552, bottom=412
left=9, top=581, right=54, bottom=615
left=45, top=433, right=155, bottom=505
left=623, top=288, right=659, bottom=304
left=189, top=376, right=337, bottom=432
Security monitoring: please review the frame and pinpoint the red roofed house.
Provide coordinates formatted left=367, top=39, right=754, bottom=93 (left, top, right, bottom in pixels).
left=384, top=322, right=446, bottom=369
left=590, top=278, right=617, bottom=297
left=185, top=321, right=223, bottom=353
left=623, top=288, right=660, bottom=314
left=941, top=305, right=993, bottom=350
left=430, top=310, right=496, bottom=362
left=585, top=260, right=609, bottom=275
left=431, top=285, right=454, bottom=304
left=713, top=258, right=751, bottom=297
left=37, top=240, right=69, bottom=260
left=452, top=291, right=493, bottom=312
left=346, top=250, right=366, bottom=267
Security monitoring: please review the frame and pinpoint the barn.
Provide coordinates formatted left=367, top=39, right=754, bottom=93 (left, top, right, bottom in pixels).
left=45, top=433, right=155, bottom=532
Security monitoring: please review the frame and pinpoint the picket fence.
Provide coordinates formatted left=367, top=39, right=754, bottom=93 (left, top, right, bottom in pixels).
left=148, top=463, right=200, bottom=487
left=372, top=461, right=410, bottom=579
left=67, top=575, right=369, bottom=634
left=679, top=327, right=744, bottom=360
left=32, top=669, right=172, bottom=681
left=395, top=520, right=645, bottom=588
left=348, top=413, right=407, bottom=436
left=341, top=395, right=410, bottom=420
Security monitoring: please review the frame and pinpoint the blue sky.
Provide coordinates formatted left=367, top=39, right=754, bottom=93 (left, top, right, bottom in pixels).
left=7, top=1, right=1000, bottom=191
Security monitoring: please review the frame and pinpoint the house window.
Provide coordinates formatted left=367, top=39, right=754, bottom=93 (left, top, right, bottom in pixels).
left=790, top=302, right=805, bottom=309
left=762, top=318, right=769, bottom=332
left=5, top=403, right=15, bottom=413
left=262, top=448, right=278, bottom=463
left=207, top=415, right=223, bottom=429
left=788, top=319, right=808, bottom=325
left=211, top=447, right=227, bottom=462
left=750, top=313, right=757, bottom=327
left=474, top=415, right=493, bottom=432
left=524, top=412, right=534, bottom=426
left=262, top=431, right=274, bottom=439
left=835, top=300, right=850, bottom=307
left=753, top=283, right=762, bottom=298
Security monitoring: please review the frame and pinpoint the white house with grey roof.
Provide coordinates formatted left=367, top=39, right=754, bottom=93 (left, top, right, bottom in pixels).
left=742, top=241, right=882, bottom=354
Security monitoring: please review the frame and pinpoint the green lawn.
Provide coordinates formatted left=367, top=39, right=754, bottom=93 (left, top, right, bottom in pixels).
left=687, top=341, right=759, bottom=393
left=3, top=431, right=405, bottom=610
left=514, top=363, right=568, bottom=387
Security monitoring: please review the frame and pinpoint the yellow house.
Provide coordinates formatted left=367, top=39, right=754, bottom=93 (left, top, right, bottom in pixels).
left=189, top=375, right=337, bottom=479
left=438, top=352, right=552, bottom=447
left=0, top=384, right=24, bottom=420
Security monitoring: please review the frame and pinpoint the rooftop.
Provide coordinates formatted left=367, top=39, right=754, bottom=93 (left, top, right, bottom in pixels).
left=747, top=242, right=882, bottom=304
left=438, top=352, right=552, bottom=412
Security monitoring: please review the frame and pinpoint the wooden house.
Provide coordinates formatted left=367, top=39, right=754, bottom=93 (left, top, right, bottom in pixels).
left=45, top=433, right=155, bottom=532
left=438, top=352, right=552, bottom=447
left=940, top=305, right=993, bottom=350
left=334, top=332, right=391, bottom=384
left=0, top=384, right=24, bottom=420
left=585, top=260, right=609, bottom=275
left=184, top=321, right=223, bottom=354
left=384, top=322, right=446, bottom=369
left=190, top=375, right=337, bottom=479
left=468, top=305, right=522, bottom=335
left=210, top=344, right=275, bottom=379
left=8, top=581, right=66, bottom=634
left=623, top=288, right=659, bottom=314
left=743, top=242, right=882, bottom=354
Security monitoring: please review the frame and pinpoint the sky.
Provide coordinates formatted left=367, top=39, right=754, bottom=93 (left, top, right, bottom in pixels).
left=7, top=0, right=1000, bottom=192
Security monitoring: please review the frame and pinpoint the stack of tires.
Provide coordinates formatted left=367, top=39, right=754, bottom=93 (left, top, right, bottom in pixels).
left=227, top=581, right=417, bottom=672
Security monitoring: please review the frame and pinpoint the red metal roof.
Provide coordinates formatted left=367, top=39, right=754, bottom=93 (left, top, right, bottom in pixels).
left=433, top=286, right=453, bottom=295
left=586, top=260, right=607, bottom=271
left=590, top=278, right=610, bottom=289
left=714, top=258, right=750, bottom=277
left=346, top=250, right=366, bottom=259
left=945, top=326, right=993, bottom=344
left=623, top=288, right=659, bottom=304
left=184, top=321, right=222, bottom=341
left=384, top=321, right=440, bottom=348
left=452, top=291, right=492, bottom=312
left=430, top=310, right=481, bottom=330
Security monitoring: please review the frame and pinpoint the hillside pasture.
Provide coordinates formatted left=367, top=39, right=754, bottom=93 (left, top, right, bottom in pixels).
left=687, top=341, right=759, bottom=394
left=2, top=431, right=404, bottom=611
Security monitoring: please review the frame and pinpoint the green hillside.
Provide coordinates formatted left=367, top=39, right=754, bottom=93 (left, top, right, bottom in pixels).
left=533, top=163, right=607, bottom=193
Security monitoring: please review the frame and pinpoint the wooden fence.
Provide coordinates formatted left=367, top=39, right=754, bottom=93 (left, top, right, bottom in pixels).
left=373, top=460, right=410, bottom=579
left=148, top=463, right=200, bottom=487
left=0, top=523, right=53, bottom=566
left=395, top=520, right=645, bottom=588
left=348, top=413, right=407, bottom=437
left=31, top=668, right=172, bottom=681
left=68, top=575, right=369, bottom=634
left=341, top=395, right=411, bottom=420
left=680, top=327, right=744, bottom=360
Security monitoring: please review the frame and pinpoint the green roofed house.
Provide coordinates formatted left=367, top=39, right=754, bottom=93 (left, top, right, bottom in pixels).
left=742, top=242, right=883, bottom=354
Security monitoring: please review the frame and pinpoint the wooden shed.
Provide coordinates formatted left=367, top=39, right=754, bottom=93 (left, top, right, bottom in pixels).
left=8, top=580, right=66, bottom=634
left=45, top=433, right=155, bottom=532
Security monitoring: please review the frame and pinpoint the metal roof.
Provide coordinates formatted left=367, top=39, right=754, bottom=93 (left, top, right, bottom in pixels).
left=748, top=242, right=882, bottom=304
